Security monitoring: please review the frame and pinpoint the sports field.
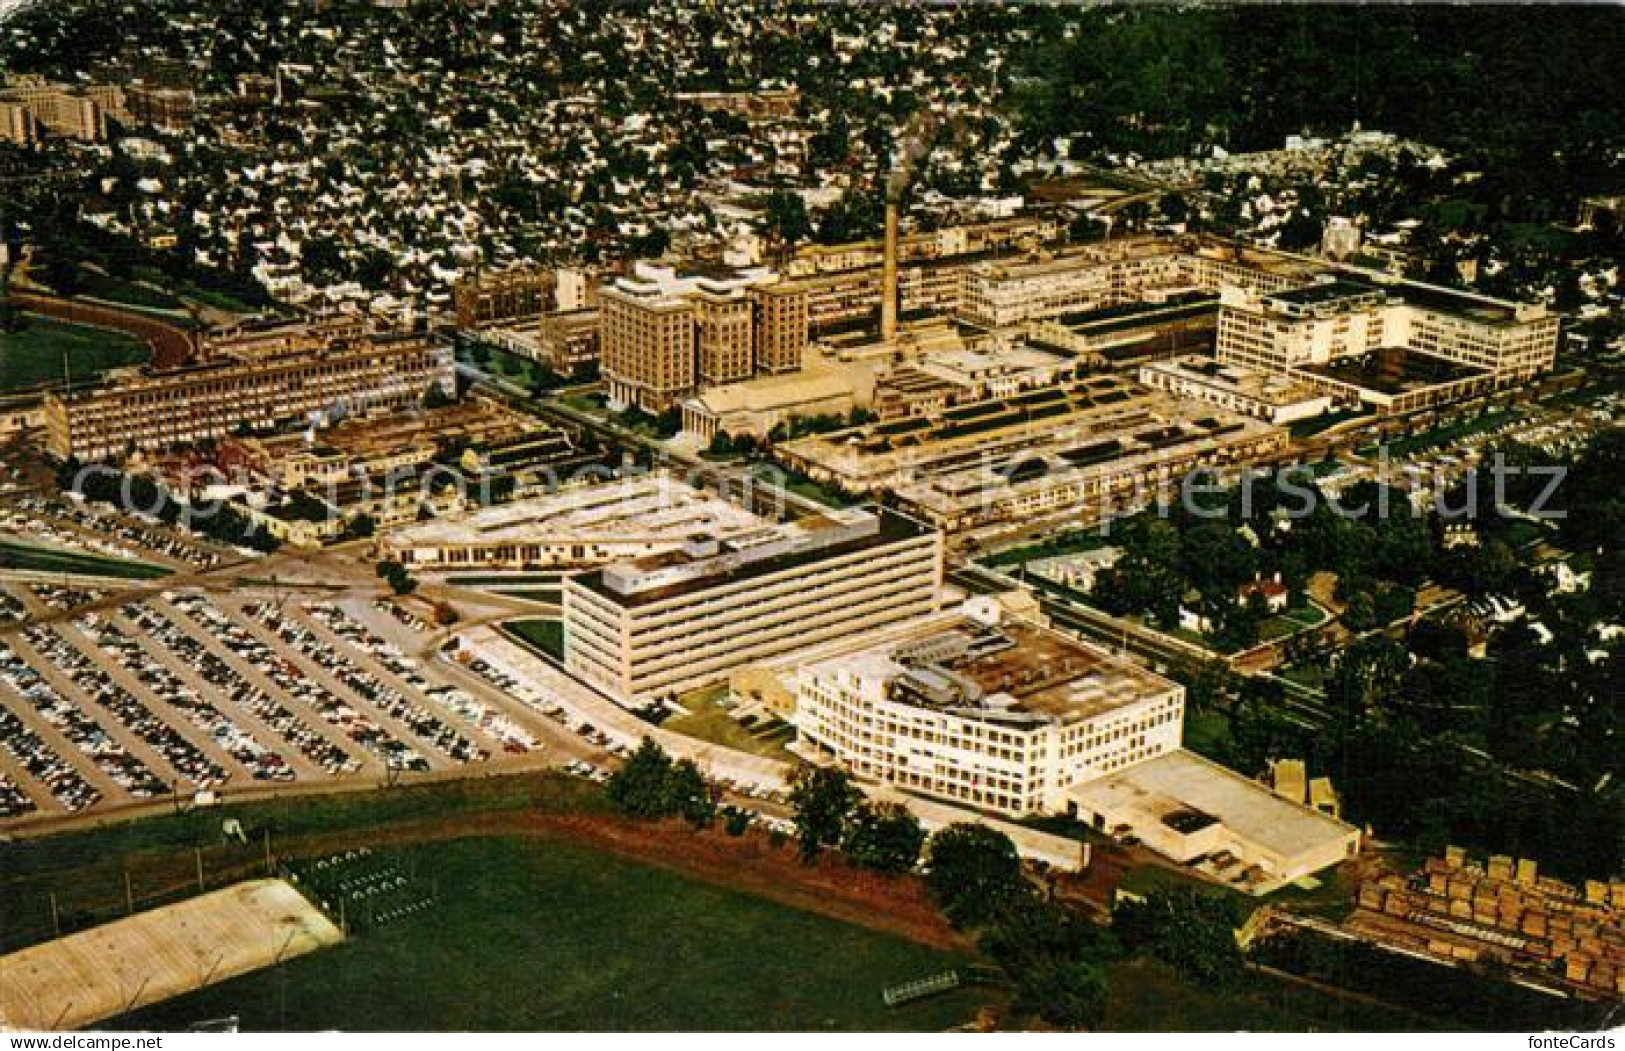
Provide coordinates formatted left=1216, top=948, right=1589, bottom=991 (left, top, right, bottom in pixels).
left=116, top=837, right=985, bottom=1031
left=0, top=316, right=148, bottom=393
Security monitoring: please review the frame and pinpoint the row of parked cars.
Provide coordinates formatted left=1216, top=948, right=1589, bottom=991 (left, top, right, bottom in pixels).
left=172, top=593, right=420, bottom=772
left=0, top=771, right=35, bottom=817
left=307, top=602, right=534, bottom=754
left=0, top=638, right=162, bottom=806
left=38, top=493, right=226, bottom=569
left=0, top=586, right=25, bottom=627
left=562, top=759, right=611, bottom=782
left=88, top=602, right=289, bottom=783
left=31, top=585, right=107, bottom=614
left=0, top=702, right=99, bottom=814
left=147, top=595, right=358, bottom=777
left=242, top=601, right=482, bottom=767
left=22, top=622, right=226, bottom=788
left=454, top=647, right=632, bottom=761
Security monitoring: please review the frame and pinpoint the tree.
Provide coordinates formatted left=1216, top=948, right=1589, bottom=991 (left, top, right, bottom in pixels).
left=1014, top=956, right=1108, bottom=1030
left=763, top=190, right=811, bottom=245
left=924, top=824, right=1028, bottom=929
left=342, top=514, right=377, bottom=541
left=841, top=801, right=926, bottom=874
left=666, top=758, right=716, bottom=829
left=788, top=765, right=860, bottom=862
left=606, top=737, right=675, bottom=819
left=0, top=301, right=26, bottom=333
left=706, top=431, right=737, bottom=458
left=375, top=559, right=417, bottom=596
left=1113, top=887, right=1245, bottom=988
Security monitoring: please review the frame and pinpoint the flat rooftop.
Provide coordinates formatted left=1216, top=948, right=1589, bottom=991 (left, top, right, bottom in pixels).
left=1268, top=278, right=1385, bottom=309
left=571, top=506, right=932, bottom=608
left=384, top=475, right=770, bottom=548
left=1068, top=749, right=1358, bottom=861
left=1145, top=354, right=1325, bottom=405
left=1298, top=347, right=1490, bottom=396
left=0, top=879, right=341, bottom=1032
left=805, top=614, right=1176, bottom=727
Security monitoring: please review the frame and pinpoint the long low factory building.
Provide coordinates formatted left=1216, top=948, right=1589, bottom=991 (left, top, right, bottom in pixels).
left=778, top=376, right=1286, bottom=533
left=378, top=475, right=771, bottom=570
left=1068, top=749, right=1361, bottom=894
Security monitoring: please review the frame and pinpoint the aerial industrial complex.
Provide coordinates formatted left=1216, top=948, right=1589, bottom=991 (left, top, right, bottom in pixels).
left=1, top=3, right=1616, bottom=1031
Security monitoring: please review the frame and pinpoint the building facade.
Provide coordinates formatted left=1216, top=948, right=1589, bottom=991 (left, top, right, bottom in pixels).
left=1216, top=277, right=1559, bottom=387
left=599, top=262, right=806, bottom=412
left=794, top=612, right=1185, bottom=816
left=45, top=323, right=454, bottom=461
left=563, top=507, right=942, bottom=705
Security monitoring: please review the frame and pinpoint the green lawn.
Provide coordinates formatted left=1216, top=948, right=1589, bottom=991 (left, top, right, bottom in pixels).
left=503, top=618, right=565, bottom=661
left=0, top=538, right=170, bottom=579
left=982, top=529, right=1114, bottom=569
left=747, top=463, right=858, bottom=509
left=1181, top=709, right=1233, bottom=759
left=116, top=837, right=985, bottom=1032
left=497, top=589, right=561, bottom=605
left=1288, top=410, right=1370, bottom=440
left=663, top=687, right=798, bottom=761
left=77, top=272, right=184, bottom=312
left=1103, top=957, right=1434, bottom=1032
left=0, top=316, right=149, bottom=393
left=462, top=342, right=562, bottom=391
left=1257, top=602, right=1330, bottom=643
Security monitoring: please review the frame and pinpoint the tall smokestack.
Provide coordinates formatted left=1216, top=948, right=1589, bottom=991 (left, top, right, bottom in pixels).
left=881, top=199, right=899, bottom=342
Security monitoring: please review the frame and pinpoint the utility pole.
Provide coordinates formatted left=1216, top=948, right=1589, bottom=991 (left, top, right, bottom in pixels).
left=124, top=870, right=134, bottom=915
left=48, top=891, right=60, bottom=937
left=195, top=846, right=205, bottom=892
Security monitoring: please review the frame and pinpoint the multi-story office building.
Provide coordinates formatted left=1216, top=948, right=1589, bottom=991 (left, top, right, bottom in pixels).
left=124, top=84, right=195, bottom=133
left=957, top=243, right=1194, bottom=329
left=1215, top=275, right=1559, bottom=409
left=695, top=292, right=756, bottom=386
left=774, top=600, right=1359, bottom=890
left=563, top=506, right=942, bottom=705
left=750, top=281, right=810, bottom=374
left=0, top=75, right=114, bottom=141
left=794, top=608, right=1185, bottom=816
left=453, top=265, right=557, bottom=328
left=599, top=261, right=805, bottom=412
left=45, top=319, right=454, bottom=461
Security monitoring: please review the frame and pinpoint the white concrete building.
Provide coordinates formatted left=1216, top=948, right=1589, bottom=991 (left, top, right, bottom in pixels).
left=1138, top=355, right=1331, bottom=424
left=563, top=506, right=942, bottom=705
left=793, top=610, right=1185, bottom=816
left=379, top=475, right=771, bottom=571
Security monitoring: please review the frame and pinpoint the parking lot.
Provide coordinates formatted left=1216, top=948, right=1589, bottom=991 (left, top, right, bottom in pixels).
left=0, top=588, right=585, bottom=827
left=1, top=492, right=231, bottom=571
